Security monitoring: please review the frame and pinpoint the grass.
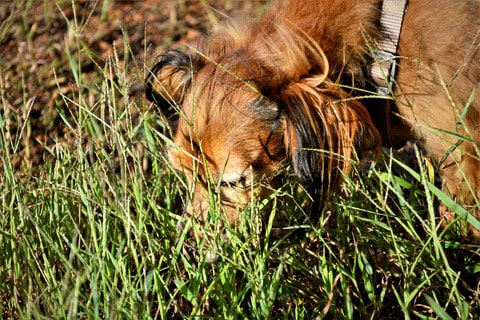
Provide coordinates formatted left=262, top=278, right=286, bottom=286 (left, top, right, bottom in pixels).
left=1, top=0, right=480, bottom=319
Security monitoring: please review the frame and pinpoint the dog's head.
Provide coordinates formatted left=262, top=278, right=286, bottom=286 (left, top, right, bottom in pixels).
left=146, top=22, right=380, bottom=254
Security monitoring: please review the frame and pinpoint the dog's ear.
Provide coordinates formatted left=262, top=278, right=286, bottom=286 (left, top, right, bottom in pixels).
left=145, top=50, right=195, bottom=131
left=277, top=76, right=380, bottom=204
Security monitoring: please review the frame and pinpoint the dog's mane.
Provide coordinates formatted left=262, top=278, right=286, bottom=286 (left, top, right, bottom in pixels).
left=167, top=1, right=381, bottom=206
left=202, top=0, right=382, bottom=86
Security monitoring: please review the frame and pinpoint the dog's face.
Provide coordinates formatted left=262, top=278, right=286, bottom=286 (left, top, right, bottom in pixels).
left=149, top=51, right=287, bottom=228
left=146, top=44, right=379, bottom=247
left=170, top=70, right=286, bottom=226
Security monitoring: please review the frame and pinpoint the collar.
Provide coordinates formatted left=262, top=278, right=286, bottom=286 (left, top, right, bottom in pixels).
left=370, top=0, right=408, bottom=94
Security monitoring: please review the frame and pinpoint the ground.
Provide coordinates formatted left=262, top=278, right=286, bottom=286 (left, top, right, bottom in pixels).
left=0, top=0, right=265, bottom=175
left=2, top=1, right=480, bottom=318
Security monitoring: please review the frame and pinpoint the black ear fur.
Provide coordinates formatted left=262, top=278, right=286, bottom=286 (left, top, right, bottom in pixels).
left=278, top=91, right=328, bottom=210
left=145, top=50, right=195, bottom=130
left=275, top=79, right=380, bottom=216
left=279, top=95, right=323, bottom=186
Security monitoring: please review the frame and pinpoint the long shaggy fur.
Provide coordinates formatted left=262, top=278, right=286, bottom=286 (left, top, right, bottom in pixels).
left=146, top=0, right=480, bottom=241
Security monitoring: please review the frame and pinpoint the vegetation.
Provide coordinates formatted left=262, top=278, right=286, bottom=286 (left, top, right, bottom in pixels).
left=1, top=0, right=479, bottom=318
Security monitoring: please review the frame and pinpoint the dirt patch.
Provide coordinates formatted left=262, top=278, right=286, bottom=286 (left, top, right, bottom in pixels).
left=0, top=0, right=267, bottom=174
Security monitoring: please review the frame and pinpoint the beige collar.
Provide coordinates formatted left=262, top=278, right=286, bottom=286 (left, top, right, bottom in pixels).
left=371, top=0, right=409, bottom=94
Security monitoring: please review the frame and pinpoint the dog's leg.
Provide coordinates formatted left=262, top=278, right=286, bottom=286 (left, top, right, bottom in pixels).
left=438, top=141, right=480, bottom=242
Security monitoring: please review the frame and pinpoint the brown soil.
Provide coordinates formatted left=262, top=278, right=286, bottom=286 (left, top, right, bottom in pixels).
left=0, top=0, right=266, bottom=175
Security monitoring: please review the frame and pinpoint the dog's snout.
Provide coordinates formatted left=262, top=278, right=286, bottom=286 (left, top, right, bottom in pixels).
left=182, top=242, right=197, bottom=261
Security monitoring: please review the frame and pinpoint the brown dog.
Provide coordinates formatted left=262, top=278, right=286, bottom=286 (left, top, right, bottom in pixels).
left=146, top=0, right=480, bottom=244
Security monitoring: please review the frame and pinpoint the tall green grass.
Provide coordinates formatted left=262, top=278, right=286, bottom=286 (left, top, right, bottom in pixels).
left=1, top=0, right=479, bottom=319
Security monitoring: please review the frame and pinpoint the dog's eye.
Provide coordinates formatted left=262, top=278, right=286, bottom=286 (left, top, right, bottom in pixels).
left=219, top=181, right=235, bottom=188
left=219, top=176, right=247, bottom=188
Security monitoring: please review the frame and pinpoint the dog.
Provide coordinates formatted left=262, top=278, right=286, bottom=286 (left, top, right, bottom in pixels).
left=146, top=0, right=480, bottom=248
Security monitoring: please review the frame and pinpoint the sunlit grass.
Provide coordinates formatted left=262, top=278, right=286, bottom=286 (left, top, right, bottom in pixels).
left=1, top=0, right=480, bottom=319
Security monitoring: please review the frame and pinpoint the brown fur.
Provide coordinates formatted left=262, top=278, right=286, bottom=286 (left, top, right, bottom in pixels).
left=146, top=0, right=480, bottom=242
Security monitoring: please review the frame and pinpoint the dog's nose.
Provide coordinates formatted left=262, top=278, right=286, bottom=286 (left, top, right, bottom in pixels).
left=182, top=243, right=197, bottom=260
left=176, top=216, right=185, bottom=233
left=181, top=240, right=220, bottom=263
left=175, top=212, right=221, bottom=263
left=175, top=216, right=198, bottom=259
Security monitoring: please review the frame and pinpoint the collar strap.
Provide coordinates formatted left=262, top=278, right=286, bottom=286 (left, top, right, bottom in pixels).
left=371, top=0, right=408, bottom=94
